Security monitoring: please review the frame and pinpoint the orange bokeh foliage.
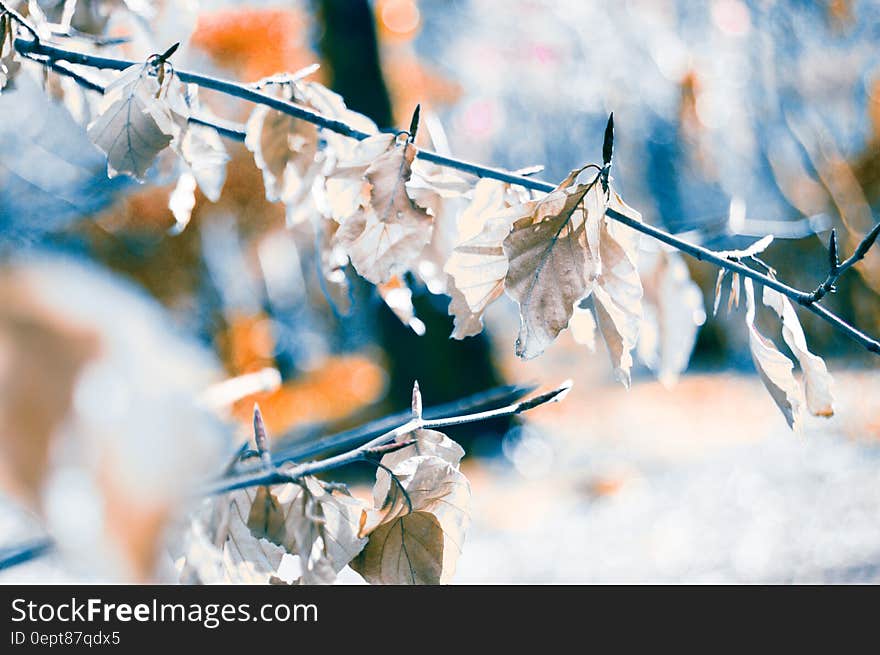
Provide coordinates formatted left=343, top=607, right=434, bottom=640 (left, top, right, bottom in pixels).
left=374, top=0, right=461, bottom=127
left=219, top=313, right=385, bottom=437
left=191, top=7, right=319, bottom=82
left=231, top=356, right=386, bottom=438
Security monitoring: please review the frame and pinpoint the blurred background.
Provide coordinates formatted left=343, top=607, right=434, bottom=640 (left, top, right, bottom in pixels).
left=2, top=0, right=880, bottom=582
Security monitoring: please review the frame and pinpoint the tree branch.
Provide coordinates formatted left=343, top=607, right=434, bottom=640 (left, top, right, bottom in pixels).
left=205, top=380, right=572, bottom=496
left=0, top=537, right=53, bottom=571
left=808, top=224, right=880, bottom=303
left=11, top=36, right=880, bottom=355
left=272, top=381, right=537, bottom=464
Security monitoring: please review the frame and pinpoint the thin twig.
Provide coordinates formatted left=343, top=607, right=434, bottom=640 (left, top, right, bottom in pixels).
left=1, top=1, right=41, bottom=42
left=0, top=537, right=53, bottom=571
left=271, top=381, right=537, bottom=464
left=205, top=380, right=571, bottom=496
left=11, top=36, right=880, bottom=354
left=808, top=224, right=880, bottom=303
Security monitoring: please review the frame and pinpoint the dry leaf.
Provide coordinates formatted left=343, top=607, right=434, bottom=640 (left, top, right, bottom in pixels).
left=743, top=278, right=802, bottom=429
left=351, top=454, right=470, bottom=585
left=87, top=64, right=175, bottom=180
left=713, top=270, right=727, bottom=316
left=503, top=172, right=603, bottom=359
left=179, top=489, right=286, bottom=584
left=260, top=476, right=368, bottom=585
left=245, top=95, right=318, bottom=203
left=637, top=249, right=705, bottom=387
left=445, top=215, right=514, bottom=338
left=587, top=190, right=644, bottom=385
left=335, top=136, right=433, bottom=284
left=762, top=287, right=834, bottom=417
left=165, top=82, right=229, bottom=206
left=323, top=133, right=395, bottom=222
left=447, top=283, right=485, bottom=339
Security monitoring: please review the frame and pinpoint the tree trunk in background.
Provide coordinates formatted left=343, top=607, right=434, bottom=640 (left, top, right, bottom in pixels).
left=315, top=0, right=507, bottom=440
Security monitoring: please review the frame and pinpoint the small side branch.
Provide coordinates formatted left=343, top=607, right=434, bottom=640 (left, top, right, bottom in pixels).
left=205, top=380, right=572, bottom=496
left=808, top=224, right=880, bottom=303
left=0, top=537, right=53, bottom=571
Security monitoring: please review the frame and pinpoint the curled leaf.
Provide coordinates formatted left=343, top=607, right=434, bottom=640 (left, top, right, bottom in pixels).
left=589, top=191, right=644, bottom=387
left=762, top=287, right=834, bottom=417
left=245, top=91, right=318, bottom=203
left=743, top=279, right=802, bottom=429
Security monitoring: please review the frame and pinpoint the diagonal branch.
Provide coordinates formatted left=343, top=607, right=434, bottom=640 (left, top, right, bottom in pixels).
left=11, top=36, right=880, bottom=355
left=205, top=380, right=572, bottom=496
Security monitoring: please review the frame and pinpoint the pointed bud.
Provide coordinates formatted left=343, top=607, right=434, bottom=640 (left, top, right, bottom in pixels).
left=411, top=380, right=423, bottom=420
left=253, top=403, right=272, bottom=468
left=602, top=112, right=614, bottom=167
left=828, top=228, right=839, bottom=272
left=157, top=42, right=180, bottom=63
left=408, top=104, right=421, bottom=142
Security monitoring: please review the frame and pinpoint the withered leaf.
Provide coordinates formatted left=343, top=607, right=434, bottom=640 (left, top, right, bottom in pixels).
left=762, top=287, right=834, bottom=418
left=261, top=476, right=368, bottom=585
left=588, top=190, right=644, bottom=386
left=87, top=64, right=175, bottom=180
left=743, top=279, right=802, bottom=429
left=179, top=490, right=285, bottom=584
left=503, top=172, right=603, bottom=359
left=351, top=454, right=470, bottom=585
left=245, top=90, right=318, bottom=203
left=335, top=137, right=433, bottom=284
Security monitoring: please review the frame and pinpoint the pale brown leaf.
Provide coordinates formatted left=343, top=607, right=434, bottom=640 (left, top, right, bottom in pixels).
left=351, top=454, right=470, bottom=585
left=502, top=173, right=602, bottom=359
left=262, top=477, right=368, bottom=585
left=335, top=137, right=433, bottom=284
left=245, top=90, right=318, bottom=202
